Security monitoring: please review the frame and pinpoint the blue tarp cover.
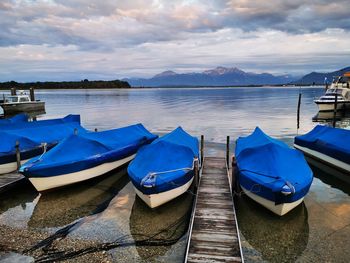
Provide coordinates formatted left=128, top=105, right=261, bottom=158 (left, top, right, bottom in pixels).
left=0, top=113, right=28, bottom=125
left=20, top=123, right=157, bottom=177
left=128, top=127, right=199, bottom=194
left=294, top=125, right=350, bottom=165
left=0, top=114, right=80, bottom=131
left=236, top=127, right=313, bottom=204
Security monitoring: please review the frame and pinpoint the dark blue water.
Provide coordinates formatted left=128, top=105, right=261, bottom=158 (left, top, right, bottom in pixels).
left=0, top=87, right=349, bottom=262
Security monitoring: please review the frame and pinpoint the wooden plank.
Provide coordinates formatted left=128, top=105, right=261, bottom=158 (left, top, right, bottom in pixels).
left=186, top=157, right=243, bottom=263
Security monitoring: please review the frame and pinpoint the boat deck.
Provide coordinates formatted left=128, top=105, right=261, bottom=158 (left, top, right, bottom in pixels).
left=186, top=156, right=243, bottom=262
left=0, top=172, right=25, bottom=194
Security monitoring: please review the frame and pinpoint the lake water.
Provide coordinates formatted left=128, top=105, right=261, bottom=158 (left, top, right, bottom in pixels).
left=0, top=87, right=349, bottom=262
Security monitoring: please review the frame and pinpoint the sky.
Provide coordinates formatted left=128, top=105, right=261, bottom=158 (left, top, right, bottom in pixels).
left=0, top=0, right=350, bottom=82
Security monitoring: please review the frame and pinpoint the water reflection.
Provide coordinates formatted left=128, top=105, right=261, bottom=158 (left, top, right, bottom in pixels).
left=28, top=169, right=129, bottom=228
left=235, top=196, right=309, bottom=263
left=129, top=192, right=193, bottom=261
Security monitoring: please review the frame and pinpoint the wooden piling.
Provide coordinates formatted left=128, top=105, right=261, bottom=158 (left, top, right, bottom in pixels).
left=194, top=159, right=199, bottom=190
left=297, top=92, right=302, bottom=130
left=200, top=135, right=204, bottom=165
left=29, top=87, right=35, bottom=101
left=333, top=90, right=338, bottom=128
left=226, top=136, right=230, bottom=168
left=94, top=128, right=98, bottom=132
left=11, top=87, right=16, bottom=96
left=15, top=141, right=21, bottom=170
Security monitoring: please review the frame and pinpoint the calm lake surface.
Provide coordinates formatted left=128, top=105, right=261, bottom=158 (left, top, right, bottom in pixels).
left=0, top=87, right=349, bottom=262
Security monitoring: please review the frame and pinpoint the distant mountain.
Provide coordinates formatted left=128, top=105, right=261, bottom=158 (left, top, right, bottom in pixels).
left=124, top=67, right=296, bottom=87
left=293, top=67, right=350, bottom=85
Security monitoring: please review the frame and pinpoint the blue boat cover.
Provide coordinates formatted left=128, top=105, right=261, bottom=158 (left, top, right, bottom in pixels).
left=128, top=127, right=199, bottom=195
left=0, top=114, right=80, bottom=131
left=294, top=125, right=350, bottom=165
left=20, top=124, right=157, bottom=177
left=236, top=127, right=313, bottom=204
left=0, top=113, right=28, bottom=125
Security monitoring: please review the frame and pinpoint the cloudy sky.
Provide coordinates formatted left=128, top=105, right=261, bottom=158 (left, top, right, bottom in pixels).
left=1, top=0, right=350, bottom=82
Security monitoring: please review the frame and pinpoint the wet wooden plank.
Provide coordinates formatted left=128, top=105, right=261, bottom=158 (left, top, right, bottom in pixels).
left=186, top=157, right=243, bottom=263
left=0, top=173, right=25, bottom=193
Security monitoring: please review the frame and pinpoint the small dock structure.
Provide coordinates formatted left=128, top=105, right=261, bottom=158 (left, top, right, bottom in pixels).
left=185, top=154, right=243, bottom=262
left=0, top=173, right=24, bottom=194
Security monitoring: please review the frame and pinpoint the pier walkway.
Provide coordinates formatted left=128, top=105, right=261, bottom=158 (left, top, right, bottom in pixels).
left=186, top=156, right=243, bottom=262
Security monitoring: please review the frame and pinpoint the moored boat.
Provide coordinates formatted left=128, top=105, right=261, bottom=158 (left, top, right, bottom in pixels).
left=235, top=127, right=313, bottom=216
left=294, top=125, right=350, bottom=182
left=20, top=124, right=157, bottom=191
left=128, top=127, right=199, bottom=208
left=0, top=90, right=45, bottom=115
left=314, top=72, right=350, bottom=112
left=0, top=117, right=84, bottom=175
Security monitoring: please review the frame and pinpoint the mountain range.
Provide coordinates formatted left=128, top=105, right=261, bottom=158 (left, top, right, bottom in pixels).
left=292, top=67, right=350, bottom=85
left=123, top=66, right=350, bottom=87
left=124, top=67, right=296, bottom=87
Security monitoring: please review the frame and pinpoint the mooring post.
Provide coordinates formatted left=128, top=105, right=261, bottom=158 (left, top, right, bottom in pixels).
left=297, top=92, right=302, bottom=130
left=200, top=135, right=204, bottom=165
left=94, top=128, right=98, bottom=132
left=226, top=136, right=230, bottom=168
left=29, top=87, right=35, bottom=101
left=332, top=90, right=338, bottom=128
left=15, top=141, right=21, bottom=170
left=194, top=158, right=199, bottom=190
left=11, top=87, right=16, bottom=96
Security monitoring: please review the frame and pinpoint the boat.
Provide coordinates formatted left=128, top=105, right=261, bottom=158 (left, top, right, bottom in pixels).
left=0, top=115, right=84, bottom=175
left=314, top=72, right=350, bottom=112
left=128, top=127, right=199, bottom=208
left=0, top=90, right=45, bottom=116
left=0, top=114, right=79, bottom=130
left=20, top=124, right=157, bottom=192
left=294, top=125, right=350, bottom=182
left=235, top=127, right=313, bottom=216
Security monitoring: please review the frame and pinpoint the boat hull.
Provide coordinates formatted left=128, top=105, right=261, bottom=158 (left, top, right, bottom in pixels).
left=1, top=101, right=45, bottom=115
left=294, top=144, right=350, bottom=183
left=133, top=177, right=193, bottom=208
left=0, top=159, right=30, bottom=175
left=28, top=154, right=135, bottom=191
left=314, top=101, right=350, bottom=112
left=241, top=185, right=304, bottom=216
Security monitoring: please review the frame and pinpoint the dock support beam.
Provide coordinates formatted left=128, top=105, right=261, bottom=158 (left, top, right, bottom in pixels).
left=194, top=159, right=199, bottom=190
left=15, top=141, right=21, bottom=170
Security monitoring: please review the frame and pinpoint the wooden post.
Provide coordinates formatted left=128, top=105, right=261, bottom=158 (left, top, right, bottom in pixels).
left=194, top=159, right=199, bottom=190
left=200, top=135, right=204, bottom=165
left=94, top=128, right=98, bottom=132
left=332, top=90, right=338, bottom=128
left=11, top=87, right=16, bottom=96
left=226, top=136, right=230, bottom=168
left=15, top=141, right=21, bottom=170
left=29, top=87, right=35, bottom=101
left=231, top=157, right=235, bottom=194
left=297, top=92, right=302, bottom=130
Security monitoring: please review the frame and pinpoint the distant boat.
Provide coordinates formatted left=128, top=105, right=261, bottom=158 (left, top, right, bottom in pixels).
left=0, top=90, right=45, bottom=116
left=294, top=125, right=350, bottom=182
left=235, top=127, right=313, bottom=216
left=20, top=124, right=157, bottom=191
left=0, top=115, right=84, bottom=175
left=314, top=72, right=350, bottom=112
left=128, top=127, right=199, bottom=208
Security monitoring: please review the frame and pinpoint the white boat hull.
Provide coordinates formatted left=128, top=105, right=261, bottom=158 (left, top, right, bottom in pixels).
left=133, top=177, right=193, bottom=208
left=315, top=101, right=350, bottom=112
left=241, top=185, right=304, bottom=216
left=0, top=159, right=30, bottom=175
left=294, top=144, right=350, bottom=182
left=28, top=154, right=136, bottom=192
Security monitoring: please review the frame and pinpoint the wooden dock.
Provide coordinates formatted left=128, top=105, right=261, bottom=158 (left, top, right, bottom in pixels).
left=185, top=156, right=243, bottom=262
left=0, top=173, right=25, bottom=194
